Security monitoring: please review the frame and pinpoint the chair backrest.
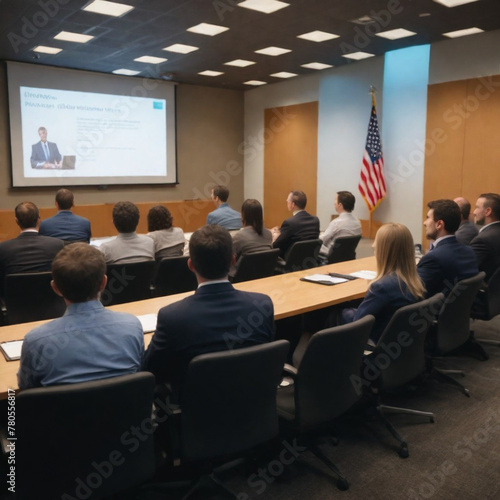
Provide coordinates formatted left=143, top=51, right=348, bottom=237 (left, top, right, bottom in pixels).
left=152, top=255, right=198, bottom=296
left=4, top=272, right=66, bottom=325
left=327, top=234, right=362, bottom=264
left=373, top=293, right=445, bottom=390
left=155, top=242, right=185, bottom=260
left=284, top=238, right=322, bottom=272
left=15, top=372, right=156, bottom=500
left=101, top=260, right=155, bottom=306
left=179, top=340, right=289, bottom=461
left=294, top=316, right=374, bottom=429
left=435, top=272, right=486, bottom=353
left=486, top=266, right=500, bottom=318
left=232, top=248, right=280, bottom=283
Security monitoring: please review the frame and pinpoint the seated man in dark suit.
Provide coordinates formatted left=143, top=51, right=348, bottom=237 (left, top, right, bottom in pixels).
left=471, top=193, right=500, bottom=282
left=454, top=196, right=478, bottom=245
left=18, top=243, right=144, bottom=388
left=30, top=126, right=62, bottom=169
left=142, top=224, right=274, bottom=400
left=0, top=202, right=64, bottom=293
left=39, top=188, right=92, bottom=243
left=272, top=190, right=320, bottom=257
left=417, top=199, right=478, bottom=297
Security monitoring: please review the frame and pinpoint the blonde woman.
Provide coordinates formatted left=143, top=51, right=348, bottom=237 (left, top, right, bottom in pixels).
left=342, top=223, right=426, bottom=343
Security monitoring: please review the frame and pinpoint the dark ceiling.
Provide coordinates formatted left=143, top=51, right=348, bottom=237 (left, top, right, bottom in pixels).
left=1, top=0, right=499, bottom=91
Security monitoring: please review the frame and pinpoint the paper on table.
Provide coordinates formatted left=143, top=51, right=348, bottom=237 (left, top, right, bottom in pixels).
left=1, top=340, right=23, bottom=361
left=350, top=270, right=377, bottom=280
left=303, top=274, right=348, bottom=284
left=137, top=313, right=157, bottom=333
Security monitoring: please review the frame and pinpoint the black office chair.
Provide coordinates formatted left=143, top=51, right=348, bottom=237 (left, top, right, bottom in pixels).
left=279, top=238, right=322, bottom=273
left=151, top=255, right=198, bottom=297
left=154, top=242, right=185, bottom=260
left=12, top=372, right=156, bottom=500
left=427, top=272, right=487, bottom=396
left=4, top=271, right=66, bottom=325
left=158, top=340, right=289, bottom=499
left=276, top=316, right=375, bottom=491
left=327, top=234, right=362, bottom=264
left=101, top=260, right=155, bottom=306
left=471, top=266, right=500, bottom=345
left=231, top=248, right=280, bottom=283
left=365, top=293, right=444, bottom=458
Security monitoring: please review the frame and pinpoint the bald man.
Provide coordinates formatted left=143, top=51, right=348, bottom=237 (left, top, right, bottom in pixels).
left=454, top=197, right=478, bottom=245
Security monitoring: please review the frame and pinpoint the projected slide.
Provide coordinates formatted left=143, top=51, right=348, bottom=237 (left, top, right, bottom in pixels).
left=21, top=86, right=167, bottom=179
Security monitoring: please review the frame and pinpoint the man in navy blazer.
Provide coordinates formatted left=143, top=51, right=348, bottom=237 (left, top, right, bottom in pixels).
left=39, top=189, right=91, bottom=243
left=0, top=202, right=64, bottom=296
left=471, top=193, right=500, bottom=282
left=30, top=126, right=62, bottom=169
left=142, top=224, right=274, bottom=400
left=272, top=190, right=320, bottom=257
left=418, top=199, right=478, bottom=297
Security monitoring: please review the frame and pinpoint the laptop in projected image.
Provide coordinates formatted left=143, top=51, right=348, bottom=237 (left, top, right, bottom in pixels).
left=61, top=155, right=76, bottom=169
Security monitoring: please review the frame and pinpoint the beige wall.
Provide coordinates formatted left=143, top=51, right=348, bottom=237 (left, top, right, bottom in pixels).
left=0, top=65, right=244, bottom=217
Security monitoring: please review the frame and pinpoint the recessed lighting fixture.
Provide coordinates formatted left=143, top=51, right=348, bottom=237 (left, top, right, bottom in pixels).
left=224, top=59, right=256, bottom=67
left=433, top=0, right=479, bottom=7
left=237, top=0, right=289, bottom=14
left=376, top=28, right=417, bottom=40
left=54, top=31, right=94, bottom=43
left=198, top=70, right=224, bottom=76
left=187, top=23, right=229, bottom=36
left=270, top=72, right=297, bottom=78
left=112, top=68, right=140, bottom=75
left=33, top=45, right=62, bottom=54
left=342, top=51, right=375, bottom=60
left=82, top=0, right=134, bottom=17
left=301, top=62, right=333, bottom=70
left=162, top=43, right=199, bottom=54
left=351, top=15, right=375, bottom=25
left=255, top=46, right=291, bottom=56
left=443, top=27, right=484, bottom=38
left=297, top=30, right=339, bottom=42
left=134, top=56, right=168, bottom=64
left=244, top=80, right=267, bottom=86
left=419, top=12, right=431, bottom=17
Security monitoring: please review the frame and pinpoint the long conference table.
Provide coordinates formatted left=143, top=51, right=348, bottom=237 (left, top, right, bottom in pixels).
left=0, top=256, right=376, bottom=399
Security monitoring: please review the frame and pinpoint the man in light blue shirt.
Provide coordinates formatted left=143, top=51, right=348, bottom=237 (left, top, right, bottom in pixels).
left=206, top=185, right=242, bottom=230
left=18, top=243, right=144, bottom=389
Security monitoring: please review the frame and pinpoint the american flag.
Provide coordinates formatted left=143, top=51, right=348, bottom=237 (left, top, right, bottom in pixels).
left=359, top=93, right=386, bottom=212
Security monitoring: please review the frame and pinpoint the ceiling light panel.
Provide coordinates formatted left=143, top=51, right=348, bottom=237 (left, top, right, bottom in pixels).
left=244, top=80, right=267, bottom=85
left=162, top=44, right=199, bottom=54
left=134, top=56, right=168, bottom=64
left=187, top=23, right=229, bottom=36
left=199, top=70, right=224, bottom=76
left=54, top=31, right=94, bottom=43
left=342, top=51, right=375, bottom=60
left=376, top=28, right=417, bottom=40
left=301, top=62, right=333, bottom=70
left=82, top=0, right=134, bottom=17
left=270, top=72, right=297, bottom=78
left=224, top=59, right=256, bottom=67
left=443, top=27, right=484, bottom=38
left=297, top=30, right=339, bottom=42
left=433, top=0, right=479, bottom=7
left=237, top=0, right=289, bottom=14
left=112, top=68, right=140, bottom=75
left=33, top=46, right=62, bottom=54
left=255, top=46, right=291, bottom=56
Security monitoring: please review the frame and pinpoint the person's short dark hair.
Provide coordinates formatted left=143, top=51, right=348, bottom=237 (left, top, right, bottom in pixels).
left=212, top=185, right=229, bottom=203
left=55, top=188, right=74, bottom=210
left=38, top=126, right=46, bottom=133
left=52, top=243, right=106, bottom=303
left=189, top=225, right=232, bottom=280
left=147, top=205, right=173, bottom=232
left=15, top=202, right=39, bottom=229
left=290, top=190, right=307, bottom=210
left=241, top=199, right=264, bottom=235
left=337, top=191, right=356, bottom=212
left=480, top=192, right=500, bottom=220
left=428, top=199, right=461, bottom=234
left=112, top=201, right=140, bottom=233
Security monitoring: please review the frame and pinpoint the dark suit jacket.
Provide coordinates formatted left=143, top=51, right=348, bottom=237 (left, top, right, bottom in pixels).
left=30, top=141, right=61, bottom=168
left=273, top=210, right=320, bottom=257
left=471, top=222, right=500, bottom=282
left=39, top=211, right=91, bottom=242
left=0, top=232, right=64, bottom=291
left=417, top=236, right=479, bottom=297
left=142, top=282, right=274, bottom=399
left=455, top=220, right=478, bottom=246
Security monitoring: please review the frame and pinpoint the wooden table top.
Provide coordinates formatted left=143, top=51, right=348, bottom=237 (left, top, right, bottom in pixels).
left=0, top=256, right=376, bottom=398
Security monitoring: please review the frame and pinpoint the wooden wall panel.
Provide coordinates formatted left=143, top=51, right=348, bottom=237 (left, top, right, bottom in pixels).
left=0, top=200, right=212, bottom=242
left=263, top=102, right=318, bottom=228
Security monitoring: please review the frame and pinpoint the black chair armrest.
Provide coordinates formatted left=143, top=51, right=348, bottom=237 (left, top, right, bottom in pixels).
left=283, top=363, right=298, bottom=377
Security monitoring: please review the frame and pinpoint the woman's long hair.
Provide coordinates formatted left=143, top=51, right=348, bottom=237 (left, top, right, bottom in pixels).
left=241, top=199, right=264, bottom=235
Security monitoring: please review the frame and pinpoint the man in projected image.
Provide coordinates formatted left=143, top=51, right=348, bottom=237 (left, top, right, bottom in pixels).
left=30, top=126, right=62, bottom=169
